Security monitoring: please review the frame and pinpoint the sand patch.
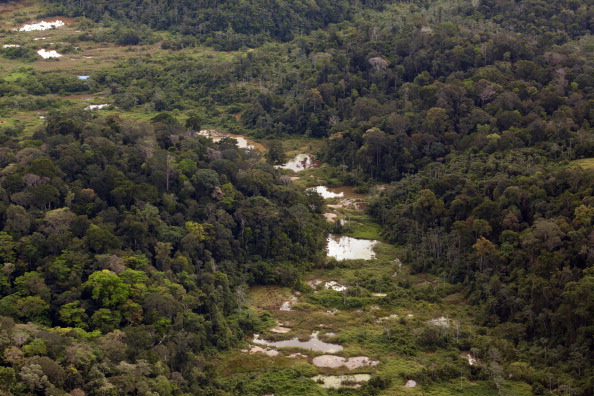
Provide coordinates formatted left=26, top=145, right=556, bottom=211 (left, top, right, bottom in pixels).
left=464, top=353, right=477, bottom=366
left=404, top=379, right=417, bottom=387
left=85, top=104, right=109, bottom=110
left=324, top=281, right=347, bottom=292
left=279, top=295, right=297, bottom=311
left=241, top=345, right=279, bottom=357
left=323, top=213, right=338, bottom=222
left=427, top=316, right=451, bottom=328
left=270, top=325, right=291, bottom=334
left=37, top=49, right=62, bottom=58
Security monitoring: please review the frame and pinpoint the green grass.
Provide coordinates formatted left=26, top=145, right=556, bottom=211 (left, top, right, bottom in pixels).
left=341, top=214, right=383, bottom=240
left=570, top=158, right=594, bottom=170
left=3, top=71, right=30, bottom=81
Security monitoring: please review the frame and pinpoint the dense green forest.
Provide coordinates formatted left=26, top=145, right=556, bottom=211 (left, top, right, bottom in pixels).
left=0, top=0, right=593, bottom=394
left=45, top=0, right=361, bottom=49
left=0, top=110, right=327, bottom=394
left=369, top=152, right=594, bottom=392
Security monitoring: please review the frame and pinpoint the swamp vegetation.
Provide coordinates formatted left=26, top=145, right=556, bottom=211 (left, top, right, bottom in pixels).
left=0, top=0, right=593, bottom=394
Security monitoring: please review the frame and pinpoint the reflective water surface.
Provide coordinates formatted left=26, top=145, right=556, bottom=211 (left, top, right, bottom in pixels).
left=277, top=154, right=321, bottom=171
left=326, top=234, right=378, bottom=260
left=312, top=355, right=379, bottom=369
left=198, top=129, right=265, bottom=151
left=308, top=186, right=344, bottom=198
left=252, top=331, right=343, bottom=353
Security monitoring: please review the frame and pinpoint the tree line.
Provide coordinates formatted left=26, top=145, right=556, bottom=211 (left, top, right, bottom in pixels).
left=0, top=110, right=326, bottom=394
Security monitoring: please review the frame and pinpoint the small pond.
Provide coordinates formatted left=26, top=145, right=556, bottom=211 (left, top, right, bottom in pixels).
left=312, top=355, right=379, bottom=369
left=252, top=331, right=343, bottom=353
left=308, top=186, right=343, bottom=198
left=276, top=154, right=321, bottom=172
left=327, top=234, right=378, bottom=261
left=198, top=129, right=265, bottom=151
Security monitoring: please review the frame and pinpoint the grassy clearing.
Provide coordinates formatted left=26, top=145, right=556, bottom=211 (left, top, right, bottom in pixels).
left=0, top=1, right=248, bottom=136
left=219, top=188, right=508, bottom=394
left=247, top=285, right=295, bottom=311
left=275, top=137, right=326, bottom=157
left=221, top=239, right=504, bottom=394
left=570, top=157, right=594, bottom=170
left=340, top=213, right=383, bottom=240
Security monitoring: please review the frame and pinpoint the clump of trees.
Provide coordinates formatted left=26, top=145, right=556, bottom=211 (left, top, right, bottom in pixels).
left=368, top=152, right=594, bottom=394
left=47, top=0, right=367, bottom=49
left=0, top=110, right=326, bottom=394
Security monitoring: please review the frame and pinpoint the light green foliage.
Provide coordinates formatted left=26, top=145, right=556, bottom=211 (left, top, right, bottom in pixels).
left=0, top=366, right=16, bottom=391
left=59, top=301, right=88, bottom=328
left=22, top=338, right=47, bottom=356
left=0, top=0, right=591, bottom=394
left=86, top=270, right=131, bottom=307
left=90, top=308, right=123, bottom=333
left=184, top=221, right=211, bottom=242
left=16, top=296, right=50, bottom=322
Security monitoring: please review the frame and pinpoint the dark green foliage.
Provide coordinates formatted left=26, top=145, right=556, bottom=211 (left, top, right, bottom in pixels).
left=1, top=46, right=37, bottom=62
left=1, top=0, right=594, bottom=393
left=0, top=111, right=326, bottom=393
left=265, top=140, right=286, bottom=165
left=368, top=152, right=594, bottom=394
left=47, top=0, right=365, bottom=48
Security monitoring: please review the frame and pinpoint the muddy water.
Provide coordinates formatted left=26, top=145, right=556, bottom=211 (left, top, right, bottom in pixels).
left=326, top=234, right=378, bottom=260
left=308, top=186, right=344, bottom=198
left=327, top=186, right=365, bottom=199
left=308, top=185, right=366, bottom=200
left=312, top=355, right=379, bottom=369
left=252, top=331, right=343, bottom=353
left=277, top=154, right=321, bottom=171
left=198, top=129, right=265, bottom=152
left=311, top=374, right=371, bottom=389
